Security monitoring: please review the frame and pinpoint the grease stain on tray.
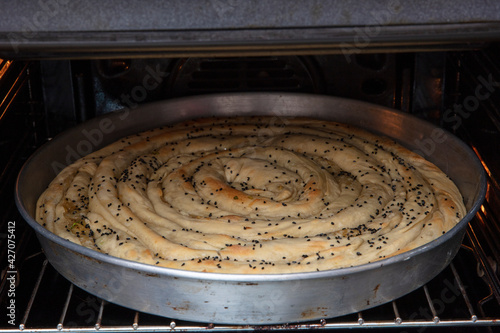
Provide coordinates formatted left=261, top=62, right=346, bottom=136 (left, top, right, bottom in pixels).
left=171, top=301, right=191, bottom=313
left=301, top=307, right=328, bottom=319
left=373, top=283, right=381, bottom=298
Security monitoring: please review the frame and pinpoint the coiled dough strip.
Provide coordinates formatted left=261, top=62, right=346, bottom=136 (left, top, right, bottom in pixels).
left=36, top=116, right=466, bottom=274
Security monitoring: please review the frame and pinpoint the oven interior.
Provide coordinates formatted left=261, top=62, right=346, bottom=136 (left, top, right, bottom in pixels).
left=1, top=47, right=499, bottom=332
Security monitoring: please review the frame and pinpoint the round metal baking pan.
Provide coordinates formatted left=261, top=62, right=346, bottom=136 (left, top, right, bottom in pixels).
left=15, top=93, right=486, bottom=325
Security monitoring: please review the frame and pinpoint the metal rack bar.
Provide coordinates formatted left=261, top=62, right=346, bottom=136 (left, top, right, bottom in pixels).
left=0, top=62, right=29, bottom=122
left=94, top=300, right=105, bottom=330
left=57, top=284, right=74, bottom=331
left=132, top=312, right=139, bottom=330
left=392, top=301, right=402, bottom=325
left=467, top=223, right=500, bottom=304
left=423, top=285, right=440, bottom=323
left=357, top=312, right=364, bottom=325
left=475, top=204, right=500, bottom=267
left=3, top=319, right=500, bottom=332
left=19, top=259, right=48, bottom=331
left=450, top=263, right=478, bottom=322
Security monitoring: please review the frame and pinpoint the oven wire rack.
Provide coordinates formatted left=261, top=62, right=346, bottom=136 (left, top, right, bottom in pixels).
left=1, top=220, right=499, bottom=333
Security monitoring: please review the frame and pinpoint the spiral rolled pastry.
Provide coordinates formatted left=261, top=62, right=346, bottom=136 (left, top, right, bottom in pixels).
left=36, top=116, right=466, bottom=274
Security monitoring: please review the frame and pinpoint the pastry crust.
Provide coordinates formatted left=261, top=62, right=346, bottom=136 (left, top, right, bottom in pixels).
left=36, top=116, right=466, bottom=274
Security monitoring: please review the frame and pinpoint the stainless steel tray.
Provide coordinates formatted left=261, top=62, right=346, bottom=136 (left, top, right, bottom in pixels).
left=15, top=93, right=486, bottom=325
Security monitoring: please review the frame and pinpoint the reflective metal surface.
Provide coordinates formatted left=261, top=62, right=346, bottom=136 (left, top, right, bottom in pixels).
left=15, top=93, right=486, bottom=324
left=1, top=1, right=500, bottom=59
